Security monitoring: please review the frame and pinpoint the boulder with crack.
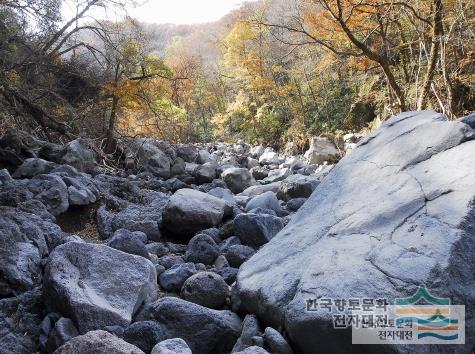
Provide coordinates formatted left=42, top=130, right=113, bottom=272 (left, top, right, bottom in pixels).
left=43, top=241, right=157, bottom=333
left=236, top=111, right=475, bottom=354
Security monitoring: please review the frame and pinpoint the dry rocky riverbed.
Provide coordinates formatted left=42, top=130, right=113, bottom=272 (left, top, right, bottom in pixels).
left=0, top=110, right=474, bottom=354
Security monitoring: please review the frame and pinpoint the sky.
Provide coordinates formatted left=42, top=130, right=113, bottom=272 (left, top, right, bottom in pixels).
left=62, top=0, right=259, bottom=25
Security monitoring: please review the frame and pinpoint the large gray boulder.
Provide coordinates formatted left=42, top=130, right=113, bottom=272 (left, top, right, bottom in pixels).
left=0, top=207, right=63, bottom=296
left=60, top=138, right=97, bottom=174
left=234, top=213, right=284, bottom=248
left=236, top=111, right=475, bottom=354
left=0, top=287, right=43, bottom=354
left=181, top=272, right=229, bottom=309
left=221, top=167, right=253, bottom=194
left=54, top=330, right=145, bottom=354
left=276, top=174, right=320, bottom=201
left=12, top=158, right=56, bottom=178
left=161, top=189, right=230, bottom=238
left=141, top=297, right=242, bottom=354
left=194, top=162, right=217, bottom=184
left=303, top=136, right=340, bottom=165
left=245, top=191, right=282, bottom=214
left=127, top=138, right=172, bottom=178
left=25, top=174, right=69, bottom=216
left=43, top=242, right=157, bottom=333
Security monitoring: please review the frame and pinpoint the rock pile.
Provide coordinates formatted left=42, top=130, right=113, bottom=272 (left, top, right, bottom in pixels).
left=0, top=110, right=472, bottom=354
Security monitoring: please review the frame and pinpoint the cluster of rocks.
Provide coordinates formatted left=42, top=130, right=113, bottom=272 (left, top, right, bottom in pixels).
left=0, top=126, right=345, bottom=354
left=1, top=110, right=473, bottom=354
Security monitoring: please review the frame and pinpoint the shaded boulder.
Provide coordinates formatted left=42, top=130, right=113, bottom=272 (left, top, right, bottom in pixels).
left=43, top=242, right=157, bottom=333
left=276, top=174, right=320, bottom=201
left=185, top=233, right=219, bottom=265
left=122, top=321, right=167, bottom=353
left=158, top=262, right=197, bottom=292
left=213, top=267, right=239, bottom=285
left=286, top=198, right=306, bottom=212
left=54, top=330, right=145, bottom=354
left=208, top=187, right=236, bottom=205
left=194, top=162, right=217, bottom=184
left=224, top=245, right=255, bottom=268
left=235, top=346, right=269, bottom=354
left=106, top=229, right=149, bottom=259
left=232, top=314, right=262, bottom=353
left=0, top=207, right=63, bottom=296
left=234, top=213, right=284, bottom=248
left=142, top=297, right=241, bottom=354
left=262, top=168, right=291, bottom=184
left=236, top=111, right=475, bottom=354
left=0, top=287, right=43, bottom=354
left=181, top=272, right=229, bottom=309
left=45, top=317, right=79, bottom=353
left=127, top=138, right=172, bottom=178
left=60, top=138, right=97, bottom=174
left=12, top=158, right=56, bottom=178
left=221, top=167, right=253, bottom=194
left=176, top=144, right=198, bottom=163
left=263, top=327, right=293, bottom=354
left=25, top=174, right=69, bottom=216
left=161, top=189, right=230, bottom=238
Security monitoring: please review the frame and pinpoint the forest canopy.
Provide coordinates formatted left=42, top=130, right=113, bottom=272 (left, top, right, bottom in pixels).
left=0, top=0, right=474, bottom=149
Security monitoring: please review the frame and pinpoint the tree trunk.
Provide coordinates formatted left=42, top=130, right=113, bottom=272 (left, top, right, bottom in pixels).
left=417, top=0, right=443, bottom=110
left=104, top=95, right=118, bottom=153
left=381, top=61, right=407, bottom=111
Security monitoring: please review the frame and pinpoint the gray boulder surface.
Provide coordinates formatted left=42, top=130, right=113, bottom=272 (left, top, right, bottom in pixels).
left=122, top=320, right=167, bottom=353
left=263, top=327, right=293, bottom=354
left=54, top=330, right=145, bottom=354
left=59, top=138, right=97, bottom=174
left=181, top=271, right=229, bottom=309
left=43, top=242, right=157, bottom=333
left=141, top=297, right=242, bottom=354
left=245, top=191, right=282, bottom=214
left=12, top=158, right=56, bottom=178
left=151, top=338, right=192, bottom=354
left=106, top=228, right=149, bottom=259
left=184, top=233, right=220, bottom=265
left=158, top=262, right=197, bottom=292
left=222, top=167, right=253, bottom=194
left=276, top=174, right=320, bottom=201
left=45, top=317, right=79, bottom=353
left=234, top=213, right=284, bottom=248
left=0, top=207, right=63, bottom=296
left=161, top=188, right=230, bottom=238
left=236, top=111, right=475, bottom=354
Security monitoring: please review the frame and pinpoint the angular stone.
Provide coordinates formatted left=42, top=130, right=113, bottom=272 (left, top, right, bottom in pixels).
left=234, top=213, right=284, bottom=248
left=54, top=330, right=145, bottom=354
left=151, top=338, right=192, bottom=354
left=162, top=189, right=229, bottom=238
left=44, top=242, right=157, bottom=333
left=222, top=167, right=253, bottom=194
left=142, top=297, right=241, bottom=354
